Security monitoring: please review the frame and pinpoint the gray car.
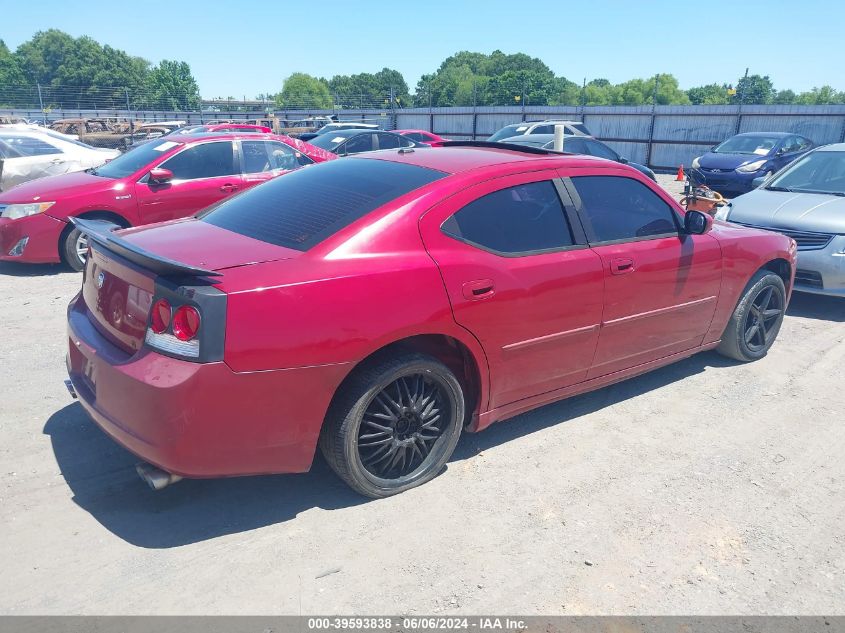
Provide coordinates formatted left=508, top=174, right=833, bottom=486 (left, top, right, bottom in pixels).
left=715, top=143, right=845, bottom=297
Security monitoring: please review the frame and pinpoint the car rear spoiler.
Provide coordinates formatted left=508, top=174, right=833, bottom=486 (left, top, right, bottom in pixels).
left=70, top=217, right=221, bottom=278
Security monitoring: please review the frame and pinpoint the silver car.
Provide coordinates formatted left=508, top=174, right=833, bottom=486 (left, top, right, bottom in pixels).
left=715, top=143, right=845, bottom=297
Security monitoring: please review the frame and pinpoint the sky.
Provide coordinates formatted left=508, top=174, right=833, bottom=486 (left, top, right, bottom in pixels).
left=2, top=0, right=842, bottom=97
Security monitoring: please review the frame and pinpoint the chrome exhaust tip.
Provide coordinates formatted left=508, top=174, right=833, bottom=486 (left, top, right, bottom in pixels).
left=136, top=462, right=183, bottom=491
left=64, top=379, right=77, bottom=399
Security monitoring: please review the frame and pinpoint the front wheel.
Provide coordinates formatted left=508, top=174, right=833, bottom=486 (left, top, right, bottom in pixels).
left=320, top=353, right=465, bottom=498
left=61, top=225, right=89, bottom=272
left=717, top=270, right=786, bottom=362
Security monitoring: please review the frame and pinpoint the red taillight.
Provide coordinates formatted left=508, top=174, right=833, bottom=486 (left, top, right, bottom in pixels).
left=172, top=305, right=201, bottom=341
left=150, top=299, right=171, bottom=334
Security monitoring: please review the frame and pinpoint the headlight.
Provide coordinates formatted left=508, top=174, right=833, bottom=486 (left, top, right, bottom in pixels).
left=691, top=156, right=701, bottom=169
left=736, top=159, right=767, bottom=173
left=714, top=203, right=731, bottom=221
left=1, top=202, right=56, bottom=219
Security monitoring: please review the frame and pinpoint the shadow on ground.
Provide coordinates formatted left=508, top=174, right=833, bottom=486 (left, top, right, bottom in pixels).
left=45, top=350, right=732, bottom=549
left=787, top=292, right=845, bottom=322
left=0, top=261, right=69, bottom=277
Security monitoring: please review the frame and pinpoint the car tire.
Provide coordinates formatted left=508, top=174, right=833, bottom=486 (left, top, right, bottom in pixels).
left=60, top=225, right=89, bottom=272
left=60, top=214, right=127, bottom=272
left=320, top=353, right=465, bottom=498
left=716, top=270, right=786, bottom=362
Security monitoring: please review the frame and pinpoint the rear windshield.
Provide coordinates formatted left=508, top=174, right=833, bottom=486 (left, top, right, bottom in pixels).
left=201, top=158, right=446, bottom=251
left=571, top=123, right=591, bottom=135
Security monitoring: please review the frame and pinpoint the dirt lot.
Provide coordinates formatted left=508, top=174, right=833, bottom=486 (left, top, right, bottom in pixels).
left=1, top=178, right=844, bottom=614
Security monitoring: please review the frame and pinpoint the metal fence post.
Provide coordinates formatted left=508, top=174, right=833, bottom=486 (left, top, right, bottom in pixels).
left=36, top=83, right=46, bottom=125
left=472, top=81, right=478, bottom=140
left=125, top=87, right=133, bottom=133
left=646, top=74, right=658, bottom=168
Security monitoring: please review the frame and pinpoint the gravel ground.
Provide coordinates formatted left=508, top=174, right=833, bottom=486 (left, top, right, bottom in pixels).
left=1, top=179, right=844, bottom=615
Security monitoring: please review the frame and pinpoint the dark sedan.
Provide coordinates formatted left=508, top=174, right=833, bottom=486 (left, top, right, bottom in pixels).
left=307, top=129, right=423, bottom=156
left=692, top=132, right=814, bottom=195
left=499, top=134, right=656, bottom=181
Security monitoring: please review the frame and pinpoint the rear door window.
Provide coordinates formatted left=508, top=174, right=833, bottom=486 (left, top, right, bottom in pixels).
left=344, top=134, right=374, bottom=154
left=571, top=175, right=678, bottom=243
left=160, top=141, right=237, bottom=180
left=441, top=181, right=575, bottom=254
left=241, top=140, right=312, bottom=173
left=201, top=158, right=445, bottom=251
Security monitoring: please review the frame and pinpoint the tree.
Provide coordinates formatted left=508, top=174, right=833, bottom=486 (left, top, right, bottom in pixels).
left=732, top=74, right=775, bottom=104
left=687, top=83, right=730, bottom=105
left=275, top=73, right=332, bottom=109
left=141, top=60, right=201, bottom=110
left=773, top=89, right=797, bottom=105
left=327, top=68, right=410, bottom=108
left=795, top=86, right=842, bottom=105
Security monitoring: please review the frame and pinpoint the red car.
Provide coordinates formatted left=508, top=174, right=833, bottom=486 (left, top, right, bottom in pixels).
left=64, top=143, right=796, bottom=498
left=393, top=129, right=447, bottom=145
left=0, top=133, right=334, bottom=270
left=175, top=123, right=273, bottom=134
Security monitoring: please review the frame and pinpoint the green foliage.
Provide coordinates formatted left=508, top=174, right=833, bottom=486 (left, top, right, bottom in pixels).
left=5, top=29, right=200, bottom=110
left=139, top=60, right=201, bottom=110
left=794, top=85, right=843, bottom=105
left=687, top=83, right=731, bottom=105
left=327, top=68, right=410, bottom=108
left=731, top=74, right=775, bottom=105
left=275, top=73, right=332, bottom=109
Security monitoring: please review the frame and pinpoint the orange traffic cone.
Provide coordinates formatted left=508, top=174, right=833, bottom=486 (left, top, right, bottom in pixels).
left=676, top=164, right=685, bottom=181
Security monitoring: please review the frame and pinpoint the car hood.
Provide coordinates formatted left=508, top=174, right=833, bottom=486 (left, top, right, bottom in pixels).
left=698, top=152, right=769, bottom=170
left=0, top=169, right=119, bottom=203
left=728, top=188, right=845, bottom=234
left=117, top=217, right=301, bottom=271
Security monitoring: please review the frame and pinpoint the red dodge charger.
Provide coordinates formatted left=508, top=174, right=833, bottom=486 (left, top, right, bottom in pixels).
left=65, top=142, right=797, bottom=497
left=0, top=133, right=334, bottom=270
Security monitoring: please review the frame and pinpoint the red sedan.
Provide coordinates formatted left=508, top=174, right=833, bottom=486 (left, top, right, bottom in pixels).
left=392, top=129, right=447, bottom=145
left=64, top=142, right=796, bottom=497
left=0, top=133, right=334, bottom=270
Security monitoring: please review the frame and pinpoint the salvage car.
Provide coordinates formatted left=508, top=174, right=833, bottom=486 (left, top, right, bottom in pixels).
left=49, top=118, right=144, bottom=150
left=393, top=129, right=448, bottom=145
left=715, top=143, right=845, bottom=296
left=488, top=119, right=591, bottom=142
left=500, top=133, right=657, bottom=181
left=0, top=130, right=120, bottom=191
left=63, top=142, right=795, bottom=498
left=691, top=132, right=814, bottom=195
left=308, top=129, right=422, bottom=155
left=0, top=133, right=334, bottom=269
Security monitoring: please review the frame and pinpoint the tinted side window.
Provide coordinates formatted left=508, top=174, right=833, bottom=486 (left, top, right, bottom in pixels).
left=571, top=176, right=678, bottom=243
left=563, top=137, right=587, bottom=154
left=161, top=141, right=236, bottom=180
left=531, top=125, right=554, bottom=134
left=585, top=139, right=618, bottom=161
left=442, top=181, right=574, bottom=254
left=377, top=133, right=401, bottom=150
left=344, top=134, right=373, bottom=154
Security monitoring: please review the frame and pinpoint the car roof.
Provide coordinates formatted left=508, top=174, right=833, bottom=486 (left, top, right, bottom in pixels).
left=527, top=119, right=583, bottom=125
left=816, top=143, right=845, bottom=152
left=159, top=132, right=287, bottom=143
left=499, top=133, right=587, bottom=142
left=326, top=128, right=394, bottom=138
left=353, top=143, right=604, bottom=175
left=734, top=132, right=793, bottom=138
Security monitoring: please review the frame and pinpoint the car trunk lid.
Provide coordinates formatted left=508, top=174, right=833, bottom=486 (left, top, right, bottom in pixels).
left=77, top=217, right=300, bottom=354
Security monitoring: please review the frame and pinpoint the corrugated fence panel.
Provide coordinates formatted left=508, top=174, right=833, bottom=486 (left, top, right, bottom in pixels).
left=584, top=114, right=652, bottom=140
left=651, top=143, right=714, bottom=170
left=433, top=112, right=474, bottom=136
left=602, top=141, right=648, bottom=165
left=739, top=115, right=843, bottom=144
left=653, top=115, right=736, bottom=143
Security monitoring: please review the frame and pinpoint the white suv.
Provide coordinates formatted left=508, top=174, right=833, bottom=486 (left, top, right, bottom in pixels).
left=488, top=120, right=591, bottom=142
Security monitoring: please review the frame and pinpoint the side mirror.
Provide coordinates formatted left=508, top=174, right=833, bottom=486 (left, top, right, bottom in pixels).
left=148, top=167, right=173, bottom=184
left=752, top=175, right=768, bottom=188
left=684, top=209, right=713, bottom=235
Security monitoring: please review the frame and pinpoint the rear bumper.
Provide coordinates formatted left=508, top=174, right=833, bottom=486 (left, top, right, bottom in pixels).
left=0, top=213, right=65, bottom=263
left=66, top=294, right=351, bottom=477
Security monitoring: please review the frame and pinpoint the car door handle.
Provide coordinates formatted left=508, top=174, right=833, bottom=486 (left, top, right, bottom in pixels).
left=610, top=258, right=635, bottom=275
left=51, top=158, right=64, bottom=164
left=462, top=279, right=495, bottom=300
left=220, top=183, right=240, bottom=192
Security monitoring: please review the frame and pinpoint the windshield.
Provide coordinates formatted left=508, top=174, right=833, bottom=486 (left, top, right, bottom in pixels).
left=766, top=150, right=845, bottom=196
left=91, top=140, right=183, bottom=179
left=713, top=135, right=780, bottom=155
left=488, top=125, right=530, bottom=142
left=308, top=133, right=346, bottom=150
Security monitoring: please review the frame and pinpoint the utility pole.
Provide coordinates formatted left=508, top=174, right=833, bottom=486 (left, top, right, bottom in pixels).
left=735, top=67, right=749, bottom=135
left=125, top=87, right=132, bottom=134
